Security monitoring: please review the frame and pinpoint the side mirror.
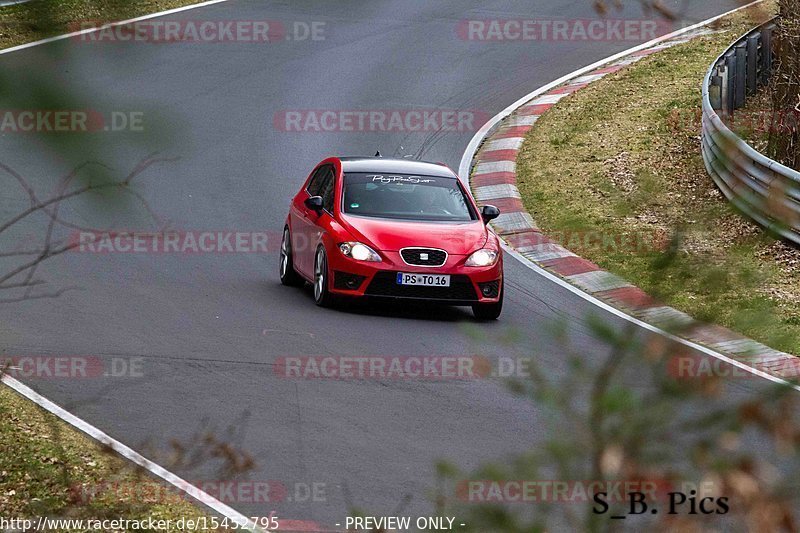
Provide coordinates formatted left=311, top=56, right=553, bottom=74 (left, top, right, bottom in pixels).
left=481, top=205, right=500, bottom=224
left=304, top=196, right=324, bottom=213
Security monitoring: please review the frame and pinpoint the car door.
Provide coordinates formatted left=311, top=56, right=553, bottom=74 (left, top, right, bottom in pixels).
left=292, top=165, right=333, bottom=278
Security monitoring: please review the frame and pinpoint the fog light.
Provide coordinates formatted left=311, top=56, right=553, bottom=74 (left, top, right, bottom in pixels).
left=478, top=280, right=500, bottom=298
left=333, top=271, right=367, bottom=291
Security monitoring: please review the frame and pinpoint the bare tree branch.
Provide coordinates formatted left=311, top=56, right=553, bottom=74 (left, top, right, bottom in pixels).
left=0, top=286, right=79, bottom=304
left=0, top=279, right=45, bottom=290
left=0, top=154, right=176, bottom=302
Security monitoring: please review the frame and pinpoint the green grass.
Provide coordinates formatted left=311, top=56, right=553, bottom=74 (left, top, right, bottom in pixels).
left=516, top=1, right=800, bottom=355
left=0, top=0, right=208, bottom=49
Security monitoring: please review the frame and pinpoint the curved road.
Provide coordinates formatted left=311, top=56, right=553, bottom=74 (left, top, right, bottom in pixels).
left=0, top=0, right=771, bottom=528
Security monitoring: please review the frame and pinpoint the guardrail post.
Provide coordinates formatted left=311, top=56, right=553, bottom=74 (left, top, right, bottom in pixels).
left=761, top=23, right=775, bottom=84
left=718, top=64, right=729, bottom=115
left=710, top=70, right=723, bottom=111
left=746, top=33, right=759, bottom=95
left=724, top=51, right=736, bottom=115
left=734, top=42, right=747, bottom=109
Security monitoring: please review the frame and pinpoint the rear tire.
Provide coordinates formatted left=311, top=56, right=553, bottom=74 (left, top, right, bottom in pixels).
left=313, top=246, right=335, bottom=307
left=472, top=283, right=503, bottom=320
left=279, top=227, right=303, bottom=287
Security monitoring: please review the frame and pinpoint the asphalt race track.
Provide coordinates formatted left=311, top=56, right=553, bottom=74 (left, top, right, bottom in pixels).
left=0, top=0, right=780, bottom=528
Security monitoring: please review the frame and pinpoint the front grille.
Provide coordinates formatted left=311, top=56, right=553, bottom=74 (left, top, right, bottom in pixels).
left=334, top=271, right=366, bottom=290
left=365, top=272, right=478, bottom=301
left=400, top=248, right=447, bottom=267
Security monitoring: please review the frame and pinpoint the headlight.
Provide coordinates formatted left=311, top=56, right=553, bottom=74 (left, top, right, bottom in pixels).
left=339, top=242, right=381, bottom=262
left=465, top=249, right=499, bottom=267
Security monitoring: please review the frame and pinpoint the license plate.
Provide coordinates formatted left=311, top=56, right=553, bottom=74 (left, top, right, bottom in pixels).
left=396, top=273, right=450, bottom=287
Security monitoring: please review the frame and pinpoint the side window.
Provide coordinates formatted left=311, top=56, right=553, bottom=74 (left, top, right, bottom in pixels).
left=320, top=170, right=336, bottom=212
left=306, top=165, right=331, bottom=197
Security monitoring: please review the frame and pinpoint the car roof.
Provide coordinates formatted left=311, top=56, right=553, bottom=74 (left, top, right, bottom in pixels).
left=338, top=156, right=458, bottom=178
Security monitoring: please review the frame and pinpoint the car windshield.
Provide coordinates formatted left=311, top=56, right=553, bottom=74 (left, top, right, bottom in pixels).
left=342, top=172, right=476, bottom=222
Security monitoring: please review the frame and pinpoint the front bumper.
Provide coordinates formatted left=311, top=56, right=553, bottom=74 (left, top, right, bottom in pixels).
left=327, top=249, right=503, bottom=305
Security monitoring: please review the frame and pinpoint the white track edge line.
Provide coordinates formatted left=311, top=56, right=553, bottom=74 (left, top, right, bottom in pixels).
left=458, top=0, right=800, bottom=390
left=1, top=374, right=265, bottom=532
left=0, top=0, right=234, bottom=56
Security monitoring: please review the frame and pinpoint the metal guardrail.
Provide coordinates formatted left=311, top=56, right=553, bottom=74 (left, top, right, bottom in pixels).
left=702, top=19, right=800, bottom=245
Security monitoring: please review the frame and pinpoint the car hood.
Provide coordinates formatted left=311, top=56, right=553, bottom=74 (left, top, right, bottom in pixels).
left=340, top=215, right=489, bottom=254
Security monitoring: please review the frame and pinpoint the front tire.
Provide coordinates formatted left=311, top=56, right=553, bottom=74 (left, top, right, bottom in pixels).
left=279, top=227, right=303, bottom=287
left=313, top=246, right=335, bottom=307
left=472, top=283, right=503, bottom=320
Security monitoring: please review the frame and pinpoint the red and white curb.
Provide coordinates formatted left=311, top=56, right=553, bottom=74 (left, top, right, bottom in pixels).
left=463, top=1, right=800, bottom=387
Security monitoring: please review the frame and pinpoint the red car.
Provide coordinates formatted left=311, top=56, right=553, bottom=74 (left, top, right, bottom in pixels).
left=280, top=156, right=503, bottom=319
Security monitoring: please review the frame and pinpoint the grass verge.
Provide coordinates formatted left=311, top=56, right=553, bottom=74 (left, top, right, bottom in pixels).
left=515, top=1, right=800, bottom=355
left=0, top=0, right=210, bottom=49
left=0, top=383, right=228, bottom=531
